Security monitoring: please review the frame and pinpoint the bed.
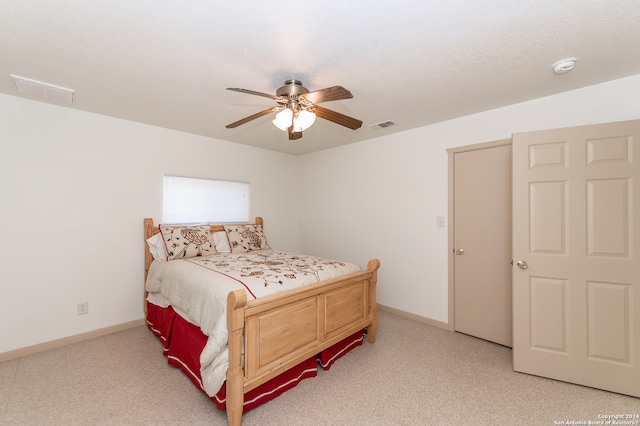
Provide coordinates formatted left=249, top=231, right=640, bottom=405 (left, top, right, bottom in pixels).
left=143, top=217, right=379, bottom=425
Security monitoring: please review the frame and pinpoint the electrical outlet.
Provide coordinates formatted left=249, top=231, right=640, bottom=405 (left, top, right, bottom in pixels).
left=77, top=302, right=88, bottom=315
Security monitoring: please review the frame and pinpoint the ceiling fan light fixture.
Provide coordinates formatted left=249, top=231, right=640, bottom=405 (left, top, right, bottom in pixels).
left=272, top=108, right=293, bottom=131
left=227, top=80, right=361, bottom=140
left=293, top=110, right=316, bottom=132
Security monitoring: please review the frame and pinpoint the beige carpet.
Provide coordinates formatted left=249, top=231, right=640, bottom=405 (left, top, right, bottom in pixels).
left=1, top=310, right=637, bottom=425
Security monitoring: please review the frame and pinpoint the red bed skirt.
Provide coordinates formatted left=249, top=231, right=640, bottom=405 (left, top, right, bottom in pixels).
left=146, top=301, right=364, bottom=412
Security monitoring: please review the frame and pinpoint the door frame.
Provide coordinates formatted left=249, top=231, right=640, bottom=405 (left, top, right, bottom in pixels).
left=447, top=138, right=511, bottom=331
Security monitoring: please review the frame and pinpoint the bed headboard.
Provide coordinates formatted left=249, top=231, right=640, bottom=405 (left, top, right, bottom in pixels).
left=143, top=217, right=264, bottom=302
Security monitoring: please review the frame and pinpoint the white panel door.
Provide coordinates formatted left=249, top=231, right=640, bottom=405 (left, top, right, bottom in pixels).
left=512, top=119, right=640, bottom=397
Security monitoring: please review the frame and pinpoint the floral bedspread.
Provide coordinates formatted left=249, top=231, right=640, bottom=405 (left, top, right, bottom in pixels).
left=185, top=250, right=361, bottom=300
left=145, top=250, right=361, bottom=396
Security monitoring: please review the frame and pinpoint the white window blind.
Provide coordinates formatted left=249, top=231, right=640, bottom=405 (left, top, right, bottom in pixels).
left=163, top=176, right=249, bottom=224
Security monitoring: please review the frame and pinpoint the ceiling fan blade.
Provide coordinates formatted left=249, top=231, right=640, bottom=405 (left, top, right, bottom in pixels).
left=288, top=126, right=303, bottom=140
left=314, top=106, right=363, bottom=130
left=225, top=107, right=278, bottom=128
left=226, top=87, right=281, bottom=101
left=301, top=86, right=353, bottom=104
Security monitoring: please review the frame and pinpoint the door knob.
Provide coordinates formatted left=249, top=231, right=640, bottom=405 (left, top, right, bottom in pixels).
left=455, top=248, right=464, bottom=255
left=516, top=260, right=528, bottom=270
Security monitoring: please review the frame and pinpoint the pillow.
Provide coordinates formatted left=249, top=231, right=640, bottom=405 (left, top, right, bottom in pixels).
left=223, top=224, right=271, bottom=253
left=160, top=225, right=217, bottom=260
left=146, top=233, right=168, bottom=261
left=213, top=231, right=232, bottom=253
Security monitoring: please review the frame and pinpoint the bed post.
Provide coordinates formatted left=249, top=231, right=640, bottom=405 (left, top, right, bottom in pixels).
left=143, top=218, right=155, bottom=315
left=227, top=289, right=247, bottom=426
left=367, top=259, right=380, bottom=343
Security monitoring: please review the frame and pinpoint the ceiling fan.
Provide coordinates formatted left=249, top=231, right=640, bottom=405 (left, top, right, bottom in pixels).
left=225, top=79, right=363, bottom=140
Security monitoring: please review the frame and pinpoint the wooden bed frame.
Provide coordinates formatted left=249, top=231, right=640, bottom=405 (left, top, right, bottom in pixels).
left=143, top=217, right=379, bottom=426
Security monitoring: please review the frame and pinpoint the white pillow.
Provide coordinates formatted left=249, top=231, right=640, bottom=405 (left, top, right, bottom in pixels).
left=213, top=231, right=232, bottom=253
left=146, top=233, right=168, bottom=261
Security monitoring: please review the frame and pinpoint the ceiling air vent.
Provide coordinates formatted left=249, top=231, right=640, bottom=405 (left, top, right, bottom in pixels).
left=369, top=120, right=395, bottom=129
left=10, top=74, right=75, bottom=105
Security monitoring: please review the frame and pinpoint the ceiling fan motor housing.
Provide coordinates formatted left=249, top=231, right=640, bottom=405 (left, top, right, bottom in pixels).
left=276, top=79, right=310, bottom=98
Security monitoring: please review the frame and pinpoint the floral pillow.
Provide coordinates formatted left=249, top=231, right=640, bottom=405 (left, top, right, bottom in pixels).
left=160, top=225, right=217, bottom=260
left=223, top=224, right=271, bottom=253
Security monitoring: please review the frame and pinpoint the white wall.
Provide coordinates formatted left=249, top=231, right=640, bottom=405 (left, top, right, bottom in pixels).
left=3, top=74, right=639, bottom=354
left=298, top=74, right=640, bottom=324
left=0, top=94, right=300, bottom=353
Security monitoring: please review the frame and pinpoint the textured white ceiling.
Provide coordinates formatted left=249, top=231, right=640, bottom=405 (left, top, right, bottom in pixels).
left=2, top=1, right=640, bottom=155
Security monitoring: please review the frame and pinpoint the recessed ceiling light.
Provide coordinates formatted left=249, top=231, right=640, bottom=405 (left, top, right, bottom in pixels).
left=552, top=57, right=577, bottom=75
left=10, top=74, right=75, bottom=104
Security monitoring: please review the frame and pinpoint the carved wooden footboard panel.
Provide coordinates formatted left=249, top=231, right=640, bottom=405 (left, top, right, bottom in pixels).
left=226, top=259, right=378, bottom=426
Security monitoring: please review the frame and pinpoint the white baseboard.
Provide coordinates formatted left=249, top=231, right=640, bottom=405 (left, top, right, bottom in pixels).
left=0, top=319, right=145, bottom=363
left=377, top=304, right=449, bottom=330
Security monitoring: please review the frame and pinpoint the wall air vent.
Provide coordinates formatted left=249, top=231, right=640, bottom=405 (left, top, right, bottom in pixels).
left=369, top=120, right=395, bottom=129
left=10, top=74, right=75, bottom=105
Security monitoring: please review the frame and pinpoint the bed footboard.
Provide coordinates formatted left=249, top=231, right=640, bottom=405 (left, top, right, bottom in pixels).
left=226, top=258, right=379, bottom=426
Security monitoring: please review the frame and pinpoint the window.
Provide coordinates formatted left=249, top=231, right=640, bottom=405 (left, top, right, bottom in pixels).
left=163, top=176, right=249, bottom=224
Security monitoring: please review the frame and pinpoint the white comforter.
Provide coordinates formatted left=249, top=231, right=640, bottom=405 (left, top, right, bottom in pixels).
left=145, top=250, right=361, bottom=396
